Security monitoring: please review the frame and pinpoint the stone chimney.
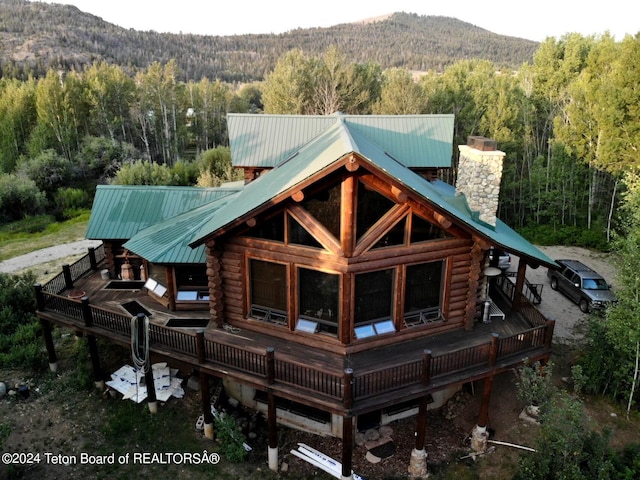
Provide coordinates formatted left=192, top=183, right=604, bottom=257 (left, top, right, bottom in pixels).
left=455, top=136, right=505, bottom=228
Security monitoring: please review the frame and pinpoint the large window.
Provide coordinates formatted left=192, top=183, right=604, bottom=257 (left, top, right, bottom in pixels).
left=404, top=261, right=443, bottom=326
left=298, top=268, right=339, bottom=336
left=249, top=260, right=287, bottom=325
left=354, top=269, right=394, bottom=325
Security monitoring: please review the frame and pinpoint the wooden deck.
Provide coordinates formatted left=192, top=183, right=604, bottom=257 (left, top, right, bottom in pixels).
left=35, top=246, right=554, bottom=416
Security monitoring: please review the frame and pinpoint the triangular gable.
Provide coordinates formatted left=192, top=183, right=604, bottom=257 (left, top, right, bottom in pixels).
left=189, top=116, right=556, bottom=268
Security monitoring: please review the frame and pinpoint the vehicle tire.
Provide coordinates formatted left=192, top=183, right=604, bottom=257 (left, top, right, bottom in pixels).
left=579, top=298, right=590, bottom=313
left=550, top=278, right=558, bottom=290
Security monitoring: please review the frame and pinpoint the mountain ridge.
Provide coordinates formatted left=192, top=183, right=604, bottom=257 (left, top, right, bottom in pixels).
left=0, top=1, right=539, bottom=81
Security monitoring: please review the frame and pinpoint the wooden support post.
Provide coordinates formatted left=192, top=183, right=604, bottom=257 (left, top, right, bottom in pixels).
left=39, top=318, right=58, bottom=372
left=135, top=314, right=157, bottom=413
left=422, top=349, right=432, bottom=386
left=62, top=264, right=73, bottom=290
left=81, top=296, right=93, bottom=327
left=34, top=284, right=46, bottom=311
left=88, top=247, right=98, bottom=270
left=267, top=390, right=278, bottom=471
left=87, top=335, right=104, bottom=390
left=473, top=333, right=499, bottom=454
left=409, top=352, right=431, bottom=480
left=414, top=396, right=428, bottom=450
left=545, top=319, right=556, bottom=350
left=200, top=371, right=214, bottom=440
left=266, top=347, right=275, bottom=385
left=343, top=368, right=353, bottom=410
left=341, top=415, right=354, bottom=480
left=513, top=259, right=527, bottom=311
left=196, top=330, right=205, bottom=364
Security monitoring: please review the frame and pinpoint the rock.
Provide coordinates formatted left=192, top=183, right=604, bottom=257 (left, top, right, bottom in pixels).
left=186, top=376, right=200, bottom=391
left=379, top=425, right=393, bottom=438
left=280, top=461, right=288, bottom=473
left=355, top=432, right=366, bottom=446
left=364, top=428, right=380, bottom=441
left=0, top=382, right=6, bottom=399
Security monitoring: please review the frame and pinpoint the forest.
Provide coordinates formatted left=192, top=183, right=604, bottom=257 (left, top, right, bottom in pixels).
left=0, top=1, right=538, bottom=82
left=1, top=33, right=638, bottom=250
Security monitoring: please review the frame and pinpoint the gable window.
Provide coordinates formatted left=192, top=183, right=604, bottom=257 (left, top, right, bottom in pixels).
left=301, top=182, right=341, bottom=239
left=404, top=261, right=444, bottom=326
left=410, top=214, right=452, bottom=243
left=288, top=216, right=323, bottom=249
left=249, top=259, right=287, bottom=325
left=246, top=211, right=285, bottom=242
left=354, top=269, right=394, bottom=328
left=356, top=182, right=395, bottom=240
left=298, top=268, right=339, bottom=336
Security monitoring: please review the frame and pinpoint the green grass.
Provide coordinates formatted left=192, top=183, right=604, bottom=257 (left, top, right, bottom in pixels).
left=0, top=211, right=90, bottom=262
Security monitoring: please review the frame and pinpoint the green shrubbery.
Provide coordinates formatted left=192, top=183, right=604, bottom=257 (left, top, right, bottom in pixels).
left=0, top=174, right=47, bottom=223
left=517, top=223, right=609, bottom=251
left=514, top=361, right=640, bottom=479
left=0, top=272, right=45, bottom=371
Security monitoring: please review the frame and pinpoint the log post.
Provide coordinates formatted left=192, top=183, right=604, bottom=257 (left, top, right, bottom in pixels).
left=266, top=347, right=278, bottom=471
left=513, top=259, right=527, bottom=311
left=88, top=247, right=98, bottom=270
left=39, top=318, right=58, bottom=372
left=409, top=349, right=432, bottom=479
left=135, top=314, right=157, bottom=414
left=87, top=335, right=104, bottom=390
left=341, top=415, right=354, bottom=480
left=266, top=347, right=275, bottom=385
left=267, top=390, right=278, bottom=471
left=196, top=330, right=206, bottom=364
left=81, top=296, right=93, bottom=328
left=200, top=371, right=214, bottom=440
left=545, top=319, right=556, bottom=350
left=343, top=368, right=354, bottom=410
left=34, top=284, right=46, bottom=311
left=62, top=264, right=73, bottom=290
left=472, top=333, right=499, bottom=454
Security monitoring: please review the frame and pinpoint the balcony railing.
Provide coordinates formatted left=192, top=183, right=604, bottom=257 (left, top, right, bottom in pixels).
left=35, top=246, right=554, bottom=412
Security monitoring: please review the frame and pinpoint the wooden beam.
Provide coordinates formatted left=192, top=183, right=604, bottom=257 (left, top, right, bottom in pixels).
left=391, top=185, right=407, bottom=203
left=246, top=217, right=257, bottom=228
left=341, top=176, right=356, bottom=257
left=345, top=154, right=359, bottom=172
left=433, top=212, right=452, bottom=229
left=288, top=205, right=343, bottom=255
left=291, top=190, right=305, bottom=202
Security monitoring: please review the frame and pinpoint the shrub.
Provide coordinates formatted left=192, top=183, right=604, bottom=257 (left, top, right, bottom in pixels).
left=53, top=187, right=91, bottom=218
left=75, top=136, right=141, bottom=181
left=214, top=413, right=247, bottom=463
left=0, top=174, right=47, bottom=222
left=0, top=272, right=45, bottom=371
left=18, top=149, right=73, bottom=198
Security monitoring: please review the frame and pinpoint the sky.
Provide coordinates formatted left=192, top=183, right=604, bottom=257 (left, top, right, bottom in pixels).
left=37, top=0, right=638, bottom=42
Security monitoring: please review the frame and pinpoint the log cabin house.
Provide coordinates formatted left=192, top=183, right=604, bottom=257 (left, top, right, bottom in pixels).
left=35, top=113, right=557, bottom=478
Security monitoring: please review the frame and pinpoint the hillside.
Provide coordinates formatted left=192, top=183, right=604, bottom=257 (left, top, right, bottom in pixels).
left=0, top=0, right=539, bottom=82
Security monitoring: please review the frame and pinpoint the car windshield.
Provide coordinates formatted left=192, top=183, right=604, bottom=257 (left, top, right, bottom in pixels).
left=582, top=278, right=609, bottom=290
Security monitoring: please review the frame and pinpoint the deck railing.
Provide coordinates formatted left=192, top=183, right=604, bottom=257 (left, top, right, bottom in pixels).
left=36, top=246, right=554, bottom=407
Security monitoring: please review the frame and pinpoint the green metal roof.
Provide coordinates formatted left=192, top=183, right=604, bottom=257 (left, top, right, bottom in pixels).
left=228, top=113, right=455, bottom=169
left=122, top=193, right=239, bottom=263
left=190, top=115, right=555, bottom=268
left=86, top=185, right=240, bottom=240
left=91, top=115, right=554, bottom=269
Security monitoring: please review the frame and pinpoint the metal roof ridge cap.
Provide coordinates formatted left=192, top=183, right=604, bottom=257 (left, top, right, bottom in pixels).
left=337, top=117, right=358, bottom=152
